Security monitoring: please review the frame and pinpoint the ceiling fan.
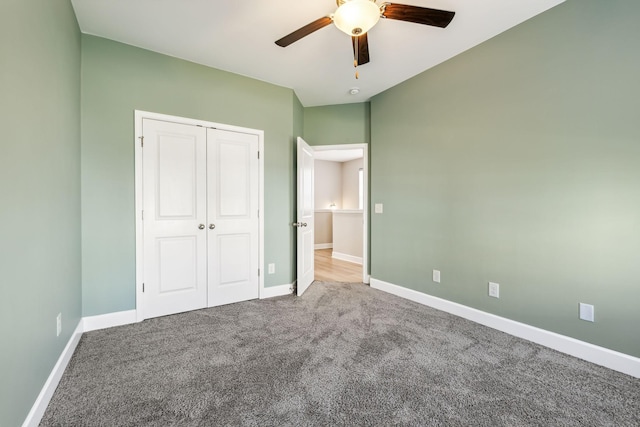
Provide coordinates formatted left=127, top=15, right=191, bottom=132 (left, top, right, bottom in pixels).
left=275, top=0, right=455, bottom=75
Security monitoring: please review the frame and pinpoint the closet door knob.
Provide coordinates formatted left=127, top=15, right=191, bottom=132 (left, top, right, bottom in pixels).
left=209, top=224, right=216, bottom=230
left=198, top=224, right=205, bottom=230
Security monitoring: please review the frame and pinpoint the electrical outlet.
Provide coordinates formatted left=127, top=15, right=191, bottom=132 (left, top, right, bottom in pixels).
left=488, top=282, right=500, bottom=298
left=432, top=270, right=441, bottom=283
left=268, top=263, right=275, bottom=274
left=579, top=303, right=595, bottom=322
left=56, top=313, right=62, bottom=337
left=374, top=203, right=383, bottom=214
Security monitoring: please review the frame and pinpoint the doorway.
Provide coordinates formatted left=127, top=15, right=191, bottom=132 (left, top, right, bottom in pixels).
left=295, top=141, right=369, bottom=291
left=314, top=248, right=362, bottom=282
left=314, top=146, right=366, bottom=283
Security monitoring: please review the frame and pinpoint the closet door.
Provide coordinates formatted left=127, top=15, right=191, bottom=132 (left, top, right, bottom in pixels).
left=207, top=129, right=260, bottom=307
left=142, top=119, right=208, bottom=318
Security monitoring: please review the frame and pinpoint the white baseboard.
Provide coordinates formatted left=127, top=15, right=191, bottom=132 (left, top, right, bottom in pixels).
left=83, top=310, right=138, bottom=332
left=22, top=321, right=84, bottom=427
left=314, top=243, right=333, bottom=250
left=260, top=283, right=293, bottom=299
left=332, top=251, right=363, bottom=265
left=370, top=277, right=640, bottom=379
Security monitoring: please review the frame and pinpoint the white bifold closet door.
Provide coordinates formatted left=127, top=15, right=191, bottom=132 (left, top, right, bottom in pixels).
left=206, top=128, right=259, bottom=307
left=142, top=119, right=259, bottom=319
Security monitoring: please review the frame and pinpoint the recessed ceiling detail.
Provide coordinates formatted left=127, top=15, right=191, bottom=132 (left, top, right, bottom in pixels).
left=71, top=0, right=565, bottom=107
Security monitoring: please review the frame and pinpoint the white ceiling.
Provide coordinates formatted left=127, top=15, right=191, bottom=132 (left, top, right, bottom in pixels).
left=71, top=0, right=564, bottom=107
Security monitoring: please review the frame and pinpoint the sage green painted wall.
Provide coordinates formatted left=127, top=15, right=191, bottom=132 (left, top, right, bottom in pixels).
left=303, top=103, right=370, bottom=146
left=0, top=1, right=81, bottom=425
left=370, top=0, right=640, bottom=357
left=81, top=35, right=296, bottom=316
left=299, top=100, right=371, bottom=278
left=303, top=102, right=372, bottom=273
left=293, top=94, right=304, bottom=142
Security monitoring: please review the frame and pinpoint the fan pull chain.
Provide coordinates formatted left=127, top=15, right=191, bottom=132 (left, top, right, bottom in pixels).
left=354, top=37, right=359, bottom=79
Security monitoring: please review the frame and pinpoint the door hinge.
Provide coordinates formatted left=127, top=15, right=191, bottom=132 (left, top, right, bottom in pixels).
left=139, top=136, right=144, bottom=147
left=141, top=210, right=144, bottom=220
left=257, top=151, right=260, bottom=159
left=257, top=209, right=259, bottom=218
left=142, top=283, right=145, bottom=292
left=258, top=268, right=260, bottom=277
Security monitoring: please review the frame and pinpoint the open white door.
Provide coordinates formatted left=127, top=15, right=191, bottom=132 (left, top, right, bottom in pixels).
left=296, top=137, right=315, bottom=296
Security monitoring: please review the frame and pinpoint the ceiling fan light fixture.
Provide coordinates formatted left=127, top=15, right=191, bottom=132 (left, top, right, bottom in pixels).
left=333, top=0, right=380, bottom=36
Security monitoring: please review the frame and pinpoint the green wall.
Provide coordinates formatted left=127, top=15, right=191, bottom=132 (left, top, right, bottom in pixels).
left=370, top=0, right=640, bottom=357
left=303, top=103, right=370, bottom=146
left=3, top=2, right=638, bottom=424
left=0, top=1, right=81, bottom=425
left=81, top=35, right=297, bottom=316
left=303, top=102, right=372, bottom=273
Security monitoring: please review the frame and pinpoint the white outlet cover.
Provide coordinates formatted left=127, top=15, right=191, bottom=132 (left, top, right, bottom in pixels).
left=374, top=203, right=383, bottom=214
left=579, top=303, right=595, bottom=322
left=268, top=263, right=275, bottom=274
left=488, top=282, right=500, bottom=298
left=433, top=270, right=441, bottom=283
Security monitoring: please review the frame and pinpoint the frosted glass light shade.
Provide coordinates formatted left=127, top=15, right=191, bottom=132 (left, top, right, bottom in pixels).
left=333, top=0, right=380, bottom=36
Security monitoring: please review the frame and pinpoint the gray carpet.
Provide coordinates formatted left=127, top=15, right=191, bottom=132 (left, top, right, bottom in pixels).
left=41, top=282, right=639, bottom=426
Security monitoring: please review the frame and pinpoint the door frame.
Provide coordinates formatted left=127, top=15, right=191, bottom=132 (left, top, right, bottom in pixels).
left=310, top=143, right=369, bottom=284
left=134, top=110, right=264, bottom=321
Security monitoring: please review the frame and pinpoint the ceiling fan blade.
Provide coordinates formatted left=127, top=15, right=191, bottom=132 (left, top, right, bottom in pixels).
left=381, top=3, right=455, bottom=28
left=352, top=34, right=370, bottom=66
left=275, top=16, right=333, bottom=47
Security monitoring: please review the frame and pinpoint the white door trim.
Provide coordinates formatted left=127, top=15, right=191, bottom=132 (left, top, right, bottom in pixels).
left=311, top=143, right=369, bottom=284
left=134, top=110, right=264, bottom=321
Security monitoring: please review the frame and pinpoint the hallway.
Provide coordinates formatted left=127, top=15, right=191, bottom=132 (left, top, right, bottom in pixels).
left=314, top=249, right=362, bottom=283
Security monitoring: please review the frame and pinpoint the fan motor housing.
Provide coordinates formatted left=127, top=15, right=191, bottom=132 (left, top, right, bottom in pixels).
left=333, top=0, right=381, bottom=36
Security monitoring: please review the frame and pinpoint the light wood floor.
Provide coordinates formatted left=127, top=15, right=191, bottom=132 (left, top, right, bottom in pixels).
left=314, top=249, right=363, bottom=283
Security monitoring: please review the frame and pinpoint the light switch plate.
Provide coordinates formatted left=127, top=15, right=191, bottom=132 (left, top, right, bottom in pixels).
left=374, top=203, right=383, bottom=214
left=433, top=270, right=441, bottom=283
left=579, top=303, right=594, bottom=322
